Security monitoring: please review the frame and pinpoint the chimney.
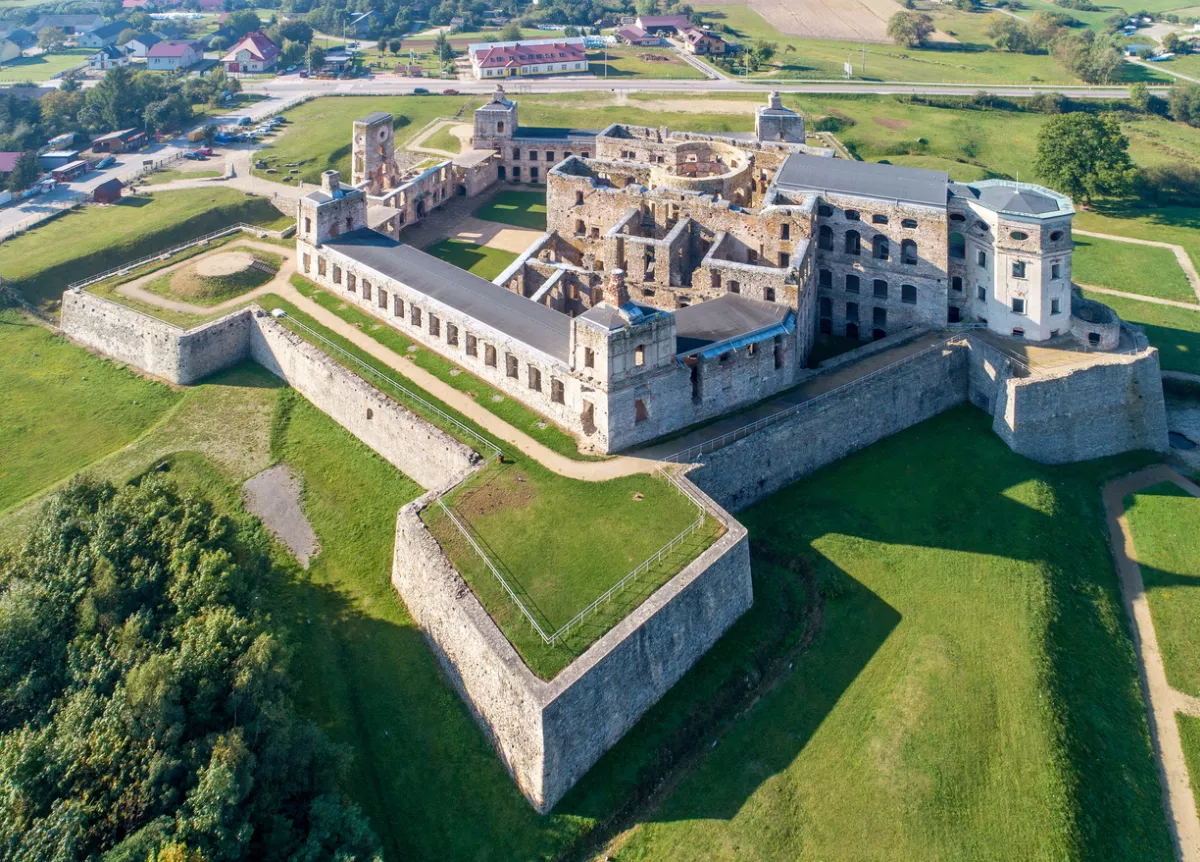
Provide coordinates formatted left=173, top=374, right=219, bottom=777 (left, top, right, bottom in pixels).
left=321, top=170, right=341, bottom=197
left=768, top=90, right=782, bottom=110
left=604, top=268, right=629, bottom=308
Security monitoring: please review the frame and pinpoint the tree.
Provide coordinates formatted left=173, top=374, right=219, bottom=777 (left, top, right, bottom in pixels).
left=1169, top=84, right=1200, bottom=126
left=277, top=20, right=312, bottom=44
left=434, top=31, right=454, bottom=62
left=886, top=11, right=935, bottom=48
left=388, top=38, right=401, bottom=55
left=6, top=150, right=39, bottom=193
left=500, top=21, right=523, bottom=41
left=201, top=123, right=218, bottom=144
left=227, top=9, right=261, bottom=37
left=752, top=40, right=777, bottom=63
left=1053, top=30, right=1122, bottom=83
left=280, top=38, right=306, bottom=67
left=1129, top=80, right=1152, bottom=111
left=37, top=27, right=66, bottom=51
left=0, top=477, right=382, bottom=861
left=986, top=15, right=1035, bottom=52
left=306, top=44, right=325, bottom=72
left=1161, top=31, right=1183, bottom=54
left=377, top=35, right=387, bottom=55
left=1034, top=111, right=1136, bottom=202
left=87, top=65, right=142, bottom=131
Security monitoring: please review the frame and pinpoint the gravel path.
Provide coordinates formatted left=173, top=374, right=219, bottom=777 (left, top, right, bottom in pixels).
left=1104, top=465, right=1200, bottom=862
left=243, top=463, right=320, bottom=567
left=1075, top=229, right=1200, bottom=305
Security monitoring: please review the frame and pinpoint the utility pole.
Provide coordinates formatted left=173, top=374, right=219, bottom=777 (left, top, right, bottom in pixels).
left=861, top=43, right=866, bottom=75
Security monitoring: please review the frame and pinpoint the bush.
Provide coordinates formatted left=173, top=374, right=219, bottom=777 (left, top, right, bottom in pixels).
left=1134, top=162, right=1200, bottom=206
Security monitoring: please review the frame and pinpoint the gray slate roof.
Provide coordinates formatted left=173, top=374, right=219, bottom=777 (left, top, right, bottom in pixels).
left=776, top=153, right=948, bottom=208
left=324, top=228, right=570, bottom=361
left=950, top=180, right=1070, bottom=216
left=674, top=293, right=790, bottom=353
left=358, top=111, right=392, bottom=125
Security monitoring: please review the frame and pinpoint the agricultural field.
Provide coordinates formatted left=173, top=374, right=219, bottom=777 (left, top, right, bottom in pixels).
left=0, top=188, right=291, bottom=311
left=1072, top=235, right=1197, bottom=304
left=610, top=407, right=1168, bottom=862
left=586, top=46, right=706, bottom=80
left=698, top=0, right=906, bottom=42
left=1123, top=482, right=1200, bottom=697
left=0, top=48, right=90, bottom=83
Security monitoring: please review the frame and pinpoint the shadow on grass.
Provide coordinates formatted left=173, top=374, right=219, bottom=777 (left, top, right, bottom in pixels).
left=1088, top=200, right=1200, bottom=234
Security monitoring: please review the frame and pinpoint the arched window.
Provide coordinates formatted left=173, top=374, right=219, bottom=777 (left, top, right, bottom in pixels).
left=901, top=239, right=918, bottom=265
left=949, top=232, right=966, bottom=260
left=872, top=235, right=889, bottom=261
left=819, top=296, right=832, bottom=317
left=845, top=274, right=860, bottom=293
left=844, top=230, right=861, bottom=255
left=873, top=279, right=888, bottom=298
left=497, top=121, right=504, bottom=133
left=818, top=268, right=832, bottom=288
left=901, top=283, right=917, bottom=304
left=818, top=225, right=833, bottom=251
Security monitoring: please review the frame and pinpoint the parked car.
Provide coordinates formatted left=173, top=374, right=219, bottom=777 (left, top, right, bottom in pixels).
left=299, top=70, right=308, bottom=78
left=183, top=152, right=203, bottom=160
left=95, top=156, right=116, bottom=169
left=237, top=116, right=252, bottom=126
left=442, top=88, right=459, bottom=95
left=194, top=146, right=213, bottom=156
left=413, top=87, right=429, bottom=94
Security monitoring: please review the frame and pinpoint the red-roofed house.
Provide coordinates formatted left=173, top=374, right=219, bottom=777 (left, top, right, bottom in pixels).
left=470, top=41, right=587, bottom=79
left=0, top=152, right=22, bottom=174
left=635, top=14, right=692, bottom=34
left=147, top=40, right=203, bottom=70
left=676, top=27, right=726, bottom=55
left=221, top=31, right=280, bottom=72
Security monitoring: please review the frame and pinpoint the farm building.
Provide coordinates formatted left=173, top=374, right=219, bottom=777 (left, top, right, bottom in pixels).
left=91, top=178, right=124, bottom=203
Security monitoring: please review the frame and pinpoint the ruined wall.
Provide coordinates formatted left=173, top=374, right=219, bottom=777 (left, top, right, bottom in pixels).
left=391, top=477, right=752, bottom=813
left=690, top=340, right=970, bottom=511
left=249, top=313, right=478, bottom=490
left=61, top=290, right=251, bottom=384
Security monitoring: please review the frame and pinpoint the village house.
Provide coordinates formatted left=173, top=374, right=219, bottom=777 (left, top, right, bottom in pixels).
left=221, top=31, right=280, bottom=72
left=469, top=38, right=587, bottom=78
left=78, top=21, right=131, bottom=49
left=147, top=40, right=203, bottom=71
left=0, top=28, right=35, bottom=63
left=88, top=44, right=131, bottom=70
left=90, top=128, right=146, bottom=153
left=122, top=32, right=160, bottom=57
left=32, top=14, right=104, bottom=35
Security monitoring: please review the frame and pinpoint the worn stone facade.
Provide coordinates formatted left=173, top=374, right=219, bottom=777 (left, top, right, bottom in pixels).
left=392, top=475, right=751, bottom=813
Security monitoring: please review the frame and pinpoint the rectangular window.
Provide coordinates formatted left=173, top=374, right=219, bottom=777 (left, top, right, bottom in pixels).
left=531, top=167, right=538, bottom=182
left=302, top=253, right=310, bottom=273
left=951, top=276, right=962, bottom=292
left=393, top=294, right=403, bottom=318
left=1051, top=298, right=1061, bottom=315
left=485, top=344, right=496, bottom=367
left=1051, top=263, right=1061, bottom=279
left=1012, top=297, right=1025, bottom=314
left=411, top=306, right=421, bottom=327
left=317, top=257, right=327, bottom=276
left=506, top=353, right=519, bottom=379
left=447, top=324, right=459, bottom=346
left=362, top=282, right=371, bottom=302
left=528, top=366, right=541, bottom=391
left=551, top=378, right=564, bottom=404
left=901, top=284, right=917, bottom=305
left=779, top=252, right=789, bottom=267
left=846, top=301, right=859, bottom=322
left=378, top=288, right=387, bottom=309
left=977, top=250, right=987, bottom=267
left=584, top=346, right=594, bottom=368
left=466, top=333, right=478, bottom=357
left=765, top=287, right=776, bottom=302
left=781, top=223, right=790, bottom=240
left=347, top=272, right=356, bottom=292
left=634, top=398, right=649, bottom=423
left=1012, top=260, right=1026, bottom=279
left=873, top=306, right=887, bottom=327
left=332, top=265, right=341, bottom=285
left=429, top=314, right=440, bottom=337
left=977, top=285, right=986, bottom=302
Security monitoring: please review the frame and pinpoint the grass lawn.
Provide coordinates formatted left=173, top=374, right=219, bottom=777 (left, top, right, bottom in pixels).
left=1124, top=481, right=1200, bottom=698
left=473, top=189, right=546, bottom=230
left=1082, top=289, right=1200, bottom=375
left=423, top=464, right=720, bottom=678
left=251, top=95, right=481, bottom=184
left=0, top=309, right=180, bottom=513
left=140, top=168, right=223, bottom=185
left=425, top=237, right=518, bottom=280
left=1073, top=236, right=1197, bottom=304
left=612, top=406, right=1169, bottom=862
left=285, top=276, right=600, bottom=461
left=0, top=189, right=291, bottom=312
left=1179, top=714, right=1200, bottom=820
left=1075, top=205, right=1200, bottom=278
left=587, top=46, right=706, bottom=80
left=423, top=124, right=464, bottom=154
left=143, top=245, right=281, bottom=306
left=0, top=49, right=90, bottom=83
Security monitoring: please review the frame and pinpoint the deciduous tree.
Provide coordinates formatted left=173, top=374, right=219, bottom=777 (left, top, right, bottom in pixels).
left=886, top=11, right=935, bottom=48
left=1034, top=111, right=1135, bottom=202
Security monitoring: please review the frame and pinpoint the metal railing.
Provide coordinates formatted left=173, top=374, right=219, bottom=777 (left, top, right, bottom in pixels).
left=67, top=222, right=292, bottom=291
left=664, top=335, right=970, bottom=464
left=275, top=312, right=502, bottom=462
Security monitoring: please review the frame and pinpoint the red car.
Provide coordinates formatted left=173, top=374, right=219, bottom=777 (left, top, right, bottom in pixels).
left=442, top=88, right=459, bottom=95
left=194, top=146, right=213, bottom=157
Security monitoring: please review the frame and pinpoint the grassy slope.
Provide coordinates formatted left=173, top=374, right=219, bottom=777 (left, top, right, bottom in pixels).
left=285, top=276, right=597, bottom=460
left=0, top=189, right=291, bottom=311
left=0, top=309, right=180, bottom=512
left=1073, top=235, right=1197, bottom=304
left=1082, top=289, right=1200, bottom=375
left=251, top=95, right=482, bottom=184
left=145, top=246, right=281, bottom=306
left=1180, top=714, right=1200, bottom=821
left=423, top=124, right=463, bottom=154
left=425, top=237, right=518, bottom=280
left=615, top=407, right=1169, bottom=862
left=1124, top=482, right=1200, bottom=698
left=473, top=189, right=547, bottom=230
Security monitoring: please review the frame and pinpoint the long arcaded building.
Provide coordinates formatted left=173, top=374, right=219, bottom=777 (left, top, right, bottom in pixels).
left=295, top=86, right=1124, bottom=454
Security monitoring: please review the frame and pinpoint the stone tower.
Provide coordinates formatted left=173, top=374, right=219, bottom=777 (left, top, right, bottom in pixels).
left=352, top=111, right=399, bottom=194
left=297, top=170, right=367, bottom=247
left=755, top=92, right=805, bottom=144
left=473, top=83, right=517, bottom=146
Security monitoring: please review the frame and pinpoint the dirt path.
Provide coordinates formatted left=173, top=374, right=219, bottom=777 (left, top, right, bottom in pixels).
left=408, top=119, right=470, bottom=158
left=115, top=240, right=296, bottom=316
left=243, top=464, right=320, bottom=567
left=1078, top=283, right=1200, bottom=310
left=1104, top=465, right=1200, bottom=862
left=1075, top=229, right=1200, bottom=305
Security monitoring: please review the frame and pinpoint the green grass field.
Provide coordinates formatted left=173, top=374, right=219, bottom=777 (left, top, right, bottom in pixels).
left=285, top=276, right=598, bottom=461
left=612, top=407, right=1169, bottom=862
left=0, top=49, right=90, bottom=83
left=587, top=46, right=706, bottom=80
left=0, top=189, right=291, bottom=312
left=0, top=309, right=180, bottom=513
left=473, top=189, right=547, bottom=230
left=140, top=168, right=222, bottom=185
left=1180, top=713, right=1200, bottom=820
left=143, top=245, right=282, bottom=306
left=1124, top=481, right=1200, bottom=698
left=251, top=95, right=481, bottom=184
left=424, top=464, right=718, bottom=678
left=1082, top=289, right=1200, bottom=375
left=422, top=124, right=464, bottom=154
left=425, top=237, right=518, bottom=280
left=1073, top=236, right=1197, bottom=304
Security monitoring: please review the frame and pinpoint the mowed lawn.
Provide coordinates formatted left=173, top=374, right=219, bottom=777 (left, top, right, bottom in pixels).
left=1179, top=714, right=1200, bottom=818
left=425, top=237, right=518, bottom=280
left=1124, top=481, right=1200, bottom=698
left=587, top=46, right=706, bottom=79
left=0, top=189, right=291, bottom=311
left=0, top=309, right=180, bottom=512
left=0, top=49, right=90, bottom=83
left=251, top=95, right=481, bottom=184
left=473, top=189, right=547, bottom=230
left=613, top=407, right=1169, bottom=862
left=1073, top=236, right=1197, bottom=304
left=1082, top=289, right=1200, bottom=376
